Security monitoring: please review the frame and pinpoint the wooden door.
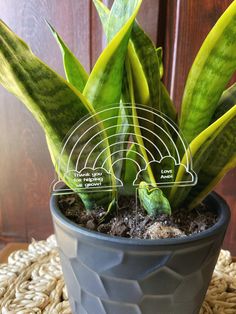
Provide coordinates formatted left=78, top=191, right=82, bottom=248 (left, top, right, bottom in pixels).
left=0, top=0, right=235, bottom=254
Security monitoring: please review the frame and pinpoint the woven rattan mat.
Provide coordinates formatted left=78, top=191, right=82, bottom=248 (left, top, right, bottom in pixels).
left=0, top=236, right=235, bottom=313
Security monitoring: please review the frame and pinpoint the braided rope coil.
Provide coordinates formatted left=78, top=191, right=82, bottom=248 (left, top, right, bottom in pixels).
left=0, top=236, right=235, bottom=313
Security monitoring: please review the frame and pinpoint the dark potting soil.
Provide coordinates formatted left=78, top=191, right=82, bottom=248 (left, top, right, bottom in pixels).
left=58, top=194, right=218, bottom=239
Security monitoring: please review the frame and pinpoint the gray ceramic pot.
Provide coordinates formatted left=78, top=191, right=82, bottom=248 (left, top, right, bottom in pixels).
left=50, top=192, right=230, bottom=314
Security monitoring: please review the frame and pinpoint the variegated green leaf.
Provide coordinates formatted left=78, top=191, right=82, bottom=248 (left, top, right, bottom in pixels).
left=0, top=20, right=91, bottom=158
left=92, top=0, right=141, bottom=184
left=180, top=1, right=236, bottom=144
left=83, top=0, right=142, bottom=145
left=113, top=101, right=130, bottom=180
left=93, top=0, right=109, bottom=33
left=107, top=0, right=140, bottom=43
left=127, top=25, right=176, bottom=180
left=129, top=21, right=160, bottom=110
left=93, top=0, right=177, bottom=188
left=187, top=121, right=236, bottom=210
left=126, top=58, right=156, bottom=185
left=160, top=83, right=178, bottom=126
left=170, top=105, right=236, bottom=209
left=47, top=22, right=88, bottom=92
left=0, top=20, right=113, bottom=211
left=175, top=84, right=236, bottom=209
left=123, top=143, right=139, bottom=192
left=93, top=0, right=177, bottom=122
left=185, top=85, right=236, bottom=208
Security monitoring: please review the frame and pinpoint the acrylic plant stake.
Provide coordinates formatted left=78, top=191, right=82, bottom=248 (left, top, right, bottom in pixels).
left=52, top=104, right=197, bottom=211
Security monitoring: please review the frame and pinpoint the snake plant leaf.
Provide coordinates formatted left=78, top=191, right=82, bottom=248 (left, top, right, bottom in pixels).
left=46, top=22, right=88, bottom=92
left=0, top=19, right=114, bottom=211
left=129, top=38, right=177, bottom=124
left=128, top=24, right=177, bottom=126
left=156, top=50, right=177, bottom=127
left=126, top=58, right=156, bottom=186
left=138, top=181, right=171, bottom=216
left=185, top=86, right=236, bottom=209
left=160, top=83, right=178, bottom=125
left=129, top=21, right=161, bottom=110
left=93, top=0, right=177, bottom=123
left=113, top=101, right=130, bottom=180
left=93, top=1, right=176, bottom=185
left=186, top=120, right=236, bottom=210
left=93, top=0, right=177, bottom=177
left=212, top=83, right=236, bottom=122
left=179, top=0, right=236, bottom=144
left=127, top=25, right=176, bottom=178
left=170, top=105, right=236, bottom=209
left=91, top=0, right=142, bottom=193
left=93, top=0, right=109, bottom=34
left=107, top=0, right=140, bottom=43
left=96, top=0, right=150, bottom=110
left=125, top=58, right=173, bottom=214
left=93, top=0, right=176, bottom=186
left=122, top=143, right=138, bottom=191
left=0, top=20, right=91, bottom=151
left=83, top=0, right=142, bottom=144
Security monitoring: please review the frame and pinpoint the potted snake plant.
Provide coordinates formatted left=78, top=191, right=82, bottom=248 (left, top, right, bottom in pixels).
left=0, top=0, right=235, bottom=313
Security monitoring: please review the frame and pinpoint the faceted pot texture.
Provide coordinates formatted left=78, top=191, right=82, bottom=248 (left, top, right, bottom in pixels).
left=50, top=192, right=230, bottom=314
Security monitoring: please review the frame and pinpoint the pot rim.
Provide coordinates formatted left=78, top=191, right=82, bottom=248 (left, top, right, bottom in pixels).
left=50, top=191, right=230, bottom=246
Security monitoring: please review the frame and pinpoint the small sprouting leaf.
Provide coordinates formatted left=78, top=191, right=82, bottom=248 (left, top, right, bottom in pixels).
left=139, top=181, right=171, bottom=216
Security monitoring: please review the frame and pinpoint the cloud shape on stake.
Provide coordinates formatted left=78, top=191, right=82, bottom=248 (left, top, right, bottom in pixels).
left=133, top=157, right=196, bottom=187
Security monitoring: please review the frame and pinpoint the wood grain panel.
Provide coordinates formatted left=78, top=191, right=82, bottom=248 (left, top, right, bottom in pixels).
left=162, top=0, right=236, bottom=254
